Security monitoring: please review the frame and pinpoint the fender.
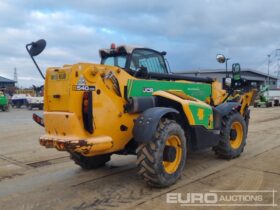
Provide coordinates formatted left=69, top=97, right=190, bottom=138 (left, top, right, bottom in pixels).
left=153, top=90, right=214, bottom=129
left=133, top=107, right=179, bottom=143
left=215, top=102, right=241, bottom=117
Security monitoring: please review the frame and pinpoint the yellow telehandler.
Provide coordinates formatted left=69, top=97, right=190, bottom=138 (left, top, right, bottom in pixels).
left=26, top=40, right=255, bottom=187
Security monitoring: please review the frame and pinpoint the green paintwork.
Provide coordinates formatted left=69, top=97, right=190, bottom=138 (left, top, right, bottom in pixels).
left=0, top=92, right=8, bottom=111
left=127, top=79, right=214, bottom=129
left=127, top=79, right=211, bottom=101
left=189, top=102, right=213, bottom=129
left=0, top=92, right=8, bottom=106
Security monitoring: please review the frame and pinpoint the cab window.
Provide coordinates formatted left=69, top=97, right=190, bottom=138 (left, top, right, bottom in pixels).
left=130, top=49, right=167, bottom=73
left=102, top=55, right=126, bottom=68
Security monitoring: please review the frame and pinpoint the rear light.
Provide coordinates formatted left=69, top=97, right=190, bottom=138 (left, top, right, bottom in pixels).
left=82, top=91, right=93, bottom=134
left=83, top=92, right=89, bottom=113
left=33, top=113, right=44, bottom=127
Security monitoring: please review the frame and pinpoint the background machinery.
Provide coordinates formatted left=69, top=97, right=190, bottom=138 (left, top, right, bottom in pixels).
left=0, top=91, right=9, bottom=112
left=254, top=85, right=273, bottom=108
left=27, top=85, right=44, bottom=110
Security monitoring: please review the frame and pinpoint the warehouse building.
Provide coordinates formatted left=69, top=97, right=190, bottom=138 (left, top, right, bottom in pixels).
left=0, top=76, right=16, bottom=89
left=177, top=69, right=278, bottom=89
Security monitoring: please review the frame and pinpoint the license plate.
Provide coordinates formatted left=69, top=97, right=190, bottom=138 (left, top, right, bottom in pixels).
left=50, top=72, right=67, bottom=80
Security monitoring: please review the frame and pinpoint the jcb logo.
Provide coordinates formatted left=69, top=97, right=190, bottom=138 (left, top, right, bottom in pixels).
left=143, top=87, right=154, bottom=93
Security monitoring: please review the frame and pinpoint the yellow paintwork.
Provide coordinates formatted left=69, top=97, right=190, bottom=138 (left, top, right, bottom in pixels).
left=197, top=109, right=204, bottom=121
left=40, top=135, right=113, bottom=154
left=230, top=121, right=243, bottom=149
left=153, top=90, right=195, bottom=124
left=211, top=80, right=227, bottom=105
left=43, top=63, right=138, bottom=156
left=153, top=90, right=213, bottom=127
left=162, top=135, right=182, bottom=174
left=41, top=62, right=255, bottom=157
left=239, top=89, right=256, bottom=115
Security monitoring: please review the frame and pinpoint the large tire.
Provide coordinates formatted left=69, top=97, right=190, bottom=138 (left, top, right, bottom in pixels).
left=213, top=111, right=247, bottom=159
left=70, top=152, right=111, bottom=169
left=136, top=118, right=187, bottom=187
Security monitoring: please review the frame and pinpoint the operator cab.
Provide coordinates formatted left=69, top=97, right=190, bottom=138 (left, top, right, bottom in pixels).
left=99, top=44, right=169, bottom=76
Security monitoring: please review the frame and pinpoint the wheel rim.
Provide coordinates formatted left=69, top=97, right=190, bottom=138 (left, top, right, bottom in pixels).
left=162, top=135, right=182, bottom=174
left=230, top=121, right=243, bottom=149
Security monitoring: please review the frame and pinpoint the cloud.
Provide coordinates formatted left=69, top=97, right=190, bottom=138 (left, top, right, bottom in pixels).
left=0, top=0, right=280, bottom=87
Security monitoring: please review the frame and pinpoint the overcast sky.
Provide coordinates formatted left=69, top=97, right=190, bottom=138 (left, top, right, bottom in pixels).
left=1, top=0, right=280, bottom=87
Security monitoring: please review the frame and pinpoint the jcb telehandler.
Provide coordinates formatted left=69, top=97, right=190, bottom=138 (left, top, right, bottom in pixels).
left=26, top=40, right=255, bottom=187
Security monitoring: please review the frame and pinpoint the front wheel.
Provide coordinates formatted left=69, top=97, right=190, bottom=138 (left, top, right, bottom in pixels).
left=213, top=111, right=247, bottom=159
left=136, top=118, right=187, bottom=187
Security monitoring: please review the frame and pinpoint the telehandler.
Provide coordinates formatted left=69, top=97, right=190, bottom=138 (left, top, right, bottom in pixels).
left=26, top=40, right=255, bottom=187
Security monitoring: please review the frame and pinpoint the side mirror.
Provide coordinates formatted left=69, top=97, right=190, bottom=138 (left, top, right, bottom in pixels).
left=25, top=39, right=47, bottom=79
left=232, top=63, right=241, bottom=81
left=216, top=54, right=226, bottom=63
left=27, top=39, right=46, bottom=57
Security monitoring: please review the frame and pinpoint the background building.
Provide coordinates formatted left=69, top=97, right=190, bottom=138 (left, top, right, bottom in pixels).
left=0, top=76, right=16, bottom=89
left=177, top=69, right=278, bottom=89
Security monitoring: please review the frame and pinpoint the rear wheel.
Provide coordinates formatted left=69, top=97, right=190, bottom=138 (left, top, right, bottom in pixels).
left=214, top=111, right=247, bottom=159
left=136, top=118, right=187, bottom=187
left=70, top=152, right=111, bottom=169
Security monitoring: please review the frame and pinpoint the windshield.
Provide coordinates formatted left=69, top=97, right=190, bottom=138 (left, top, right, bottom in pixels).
left=101, top=55, right=127, bottom=68
left=130, top=49, right=167, bottom=74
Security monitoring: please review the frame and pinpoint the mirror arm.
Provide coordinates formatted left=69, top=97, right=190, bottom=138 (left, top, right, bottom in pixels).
left=26, top=43, right=45, bottom=80
left=222, top=89, right=233, bottom=103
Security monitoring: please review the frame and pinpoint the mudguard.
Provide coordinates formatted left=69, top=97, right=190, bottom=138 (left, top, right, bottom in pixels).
left=133, top=107, right=179, bottom=143
left=215, top=102, right=241, bottom=117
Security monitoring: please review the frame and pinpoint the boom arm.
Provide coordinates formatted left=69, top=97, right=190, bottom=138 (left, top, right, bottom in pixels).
left=240, top=90, right=256, bottom=115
